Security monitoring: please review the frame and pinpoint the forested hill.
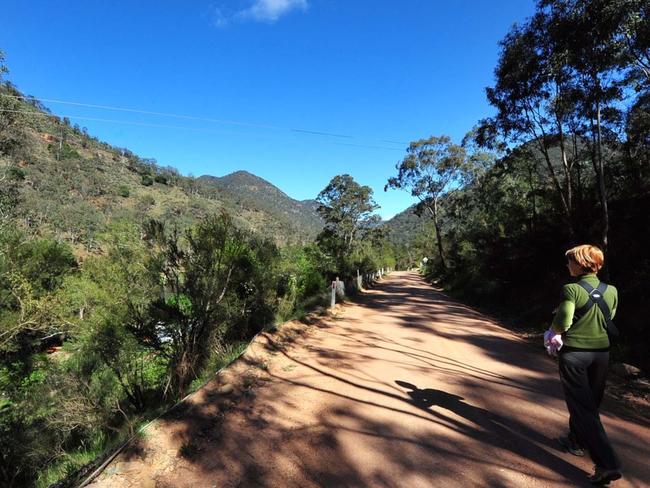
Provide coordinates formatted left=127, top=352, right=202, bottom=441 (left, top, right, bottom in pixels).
left=198, top=171, right=323, bottom=239
left=0, top=86, right=323, bottom=249
left=383, top=205, right=425, bottom=245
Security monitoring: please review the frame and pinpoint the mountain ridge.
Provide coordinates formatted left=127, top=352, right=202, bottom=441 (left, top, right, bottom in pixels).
left=0, top=86, right=324, bottom=247
left=197, top=170, right=323, bottom=239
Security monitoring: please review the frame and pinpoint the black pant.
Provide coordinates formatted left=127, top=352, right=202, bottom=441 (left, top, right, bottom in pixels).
left=559, top=349, right=620, bottom=470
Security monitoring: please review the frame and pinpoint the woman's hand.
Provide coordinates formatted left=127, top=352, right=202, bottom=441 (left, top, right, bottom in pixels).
left=544, top=328, right=563, bottom=357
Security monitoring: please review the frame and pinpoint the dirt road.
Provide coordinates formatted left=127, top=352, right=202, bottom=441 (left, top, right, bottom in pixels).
left=88, top=272, right=650, bottom=487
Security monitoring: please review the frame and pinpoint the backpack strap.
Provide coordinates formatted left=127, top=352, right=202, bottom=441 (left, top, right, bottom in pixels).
left=575, top=281, right=619, bottom=337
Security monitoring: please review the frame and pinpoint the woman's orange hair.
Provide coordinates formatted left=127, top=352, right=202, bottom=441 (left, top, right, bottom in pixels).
left=565, top=244, right=604, bottom=273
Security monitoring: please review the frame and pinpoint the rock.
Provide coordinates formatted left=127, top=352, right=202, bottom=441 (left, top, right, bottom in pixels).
left=611, top=363, right=642, bottom=379
left=217, top=384, right=234, bottom=395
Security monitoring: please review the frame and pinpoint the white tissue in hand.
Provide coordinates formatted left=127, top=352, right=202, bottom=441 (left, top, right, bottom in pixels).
left=543, top=329, right=563, bottom=356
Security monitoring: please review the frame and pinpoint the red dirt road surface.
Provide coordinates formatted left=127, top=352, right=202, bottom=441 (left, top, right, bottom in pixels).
left=88, top=272, right=650, bottom=488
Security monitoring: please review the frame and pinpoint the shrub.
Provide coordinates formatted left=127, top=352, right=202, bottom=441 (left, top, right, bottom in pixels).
left=140, top=175, right=153, bottom=186
left=139, top=215, right=280, bottom=393
left=118, top=185, right=130, bottom=198
left=8, top=166, right=25, bottom=180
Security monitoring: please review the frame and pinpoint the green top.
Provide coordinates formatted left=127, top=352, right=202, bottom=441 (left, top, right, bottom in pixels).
left=551, top=273, right=618, bottom=349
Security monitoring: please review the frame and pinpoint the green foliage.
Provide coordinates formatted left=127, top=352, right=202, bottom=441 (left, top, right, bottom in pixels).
left=0, top=232, right=77, bottom=370
left=0, top=173, right=20, bottom=226
left=315, top=174, right=385, bottom=279
left=386, top=135, right=474, bottom=270
left=0, top=210, right=316, bottom=485
left=136, top=194, right=156, bottom=212
left=188, top=341, right=248, bottom=393
left=128, top=214, right=281, bottom=393
left=391, top=0, right=650, bottom=376
left=141, top=174, right=154, bottom=186
left=7, top=166, right=25, bottom=180
left=478, top=0, right=650, bottom=247
left=59, top=143, right=80, bottom=160
left=118, top=185, right=130, bottom=198
left=7, top=238, right=77, bottom=294
left=35, top=437, right=109, bottom=488
left=274, top=245, right=328, bottom=321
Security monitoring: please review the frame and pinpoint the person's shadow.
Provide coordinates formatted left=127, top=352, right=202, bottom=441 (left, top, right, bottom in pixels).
left=394, top=380, right=590, bottom=485
left=395, top=380, right=465, bottom=410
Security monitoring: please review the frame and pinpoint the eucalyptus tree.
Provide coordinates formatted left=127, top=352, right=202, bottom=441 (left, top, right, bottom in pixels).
left=386, top=136, right=468, bottom=271
left=618, top=0, right=650, bottom=85
left=483, top=0, right=649, bottom=248
left=556, top=0, right=649, bottom=248
left=624, top=92, right=650, bottom=191
left=478, top=10, right=582, bottom=235
left=533, top=1, right=611, bottom=247
left=316, top=174, right=380, bottom=275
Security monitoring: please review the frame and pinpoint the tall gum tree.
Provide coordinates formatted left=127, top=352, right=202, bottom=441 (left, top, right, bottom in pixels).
left=554, top=0, right=647, bottom=250
left=316, top=174, right=380, bottom=273
left=386, top=136, right=469, bottom=271
left=479, top=13, right=582, bottom=236
left=482, top=0, right=649, bottom=250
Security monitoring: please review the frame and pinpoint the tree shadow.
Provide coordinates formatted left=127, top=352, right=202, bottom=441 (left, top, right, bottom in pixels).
left=89, top=272, right=650, bottom=488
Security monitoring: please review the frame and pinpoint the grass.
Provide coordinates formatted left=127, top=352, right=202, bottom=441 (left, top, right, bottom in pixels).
left=188, top=341, right=249, bottom=394
left=274, top=291, right=330, bottom=325
left=36, top=342, right=249, bottom=488
left=35, top=433, right=115, bottom=488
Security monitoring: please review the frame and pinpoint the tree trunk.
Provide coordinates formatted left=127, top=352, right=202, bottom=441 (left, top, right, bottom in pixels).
left=537, top=139, right=575, bottom=236
left=527, top=165, right=537, bottom=234
left=556, top=119, right=573, bottom=215
left=426, top=199, right=447, bottom=270
left=595, top=101, right=609, bottom=251
left=526, top=105, right=574, bottom=235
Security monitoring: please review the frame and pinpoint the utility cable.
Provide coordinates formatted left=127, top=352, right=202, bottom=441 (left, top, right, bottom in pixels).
left=0, top=93, right=408, bottom=145
left=0, top=108, right=404, bottom=151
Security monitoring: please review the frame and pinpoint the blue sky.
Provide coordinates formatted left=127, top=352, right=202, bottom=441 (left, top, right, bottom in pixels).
left=1, top=0, right=536, bottom=219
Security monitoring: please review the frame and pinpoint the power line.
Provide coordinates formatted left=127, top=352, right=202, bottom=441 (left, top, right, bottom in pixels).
left=0, top=108, right=405, bottom=152
left=0, top=93, right=408, bottom=145
left=0, top=109, right=263, bottom=135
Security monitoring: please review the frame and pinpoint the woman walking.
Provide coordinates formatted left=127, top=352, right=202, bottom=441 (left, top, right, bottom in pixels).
left=547, top=245, right=622, bottom=485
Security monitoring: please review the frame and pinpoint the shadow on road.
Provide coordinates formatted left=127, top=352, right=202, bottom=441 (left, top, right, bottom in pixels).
left=104, top=272, right=649, bottom=488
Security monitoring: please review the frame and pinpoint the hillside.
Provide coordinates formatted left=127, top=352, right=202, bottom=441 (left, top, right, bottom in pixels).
left=0, top=86, right=323, bottom=249
left=198, top=171, right=323, bottom=242
left=383, top=204, right=433, bottom=245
